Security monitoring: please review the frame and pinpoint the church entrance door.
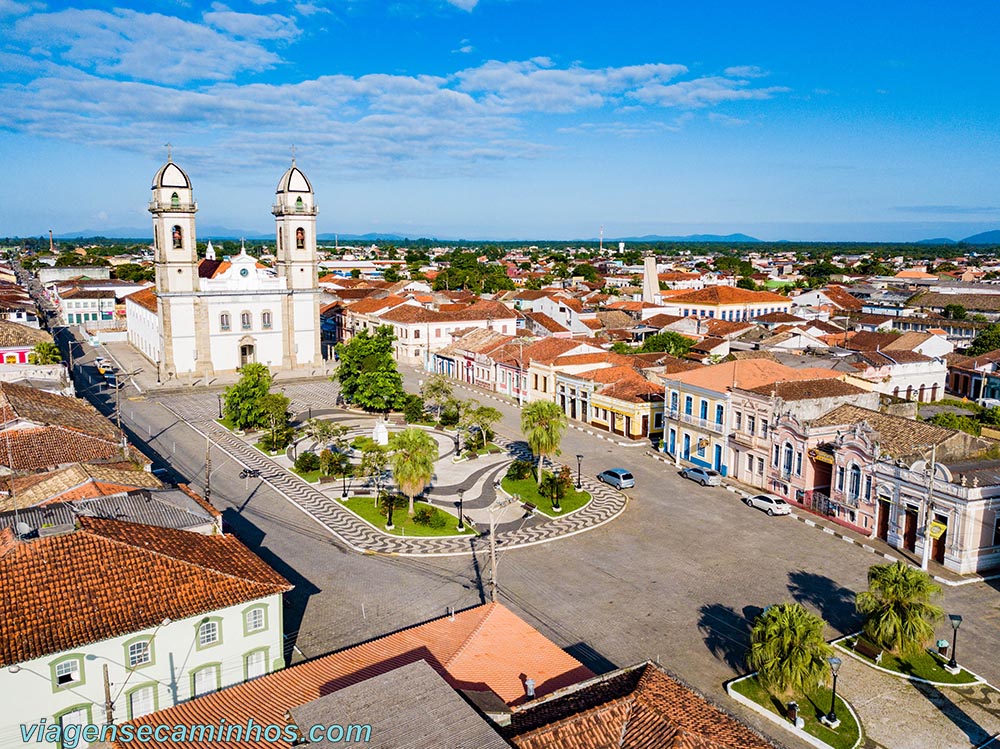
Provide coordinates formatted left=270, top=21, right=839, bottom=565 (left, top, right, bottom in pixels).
left=240, top=344, right=255, bottom=368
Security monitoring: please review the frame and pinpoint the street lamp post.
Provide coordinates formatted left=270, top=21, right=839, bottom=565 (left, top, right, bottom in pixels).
left=457, top=488, right=465, bottom=531
left=947, top=614, right=963, bottom=672
left=217, top=394, right=223, bottom=420
left=576, top=454, right=583, bottom=489
left=454, top=431, right=461, bottom=455
left=824, top=656, right=842, bottom=728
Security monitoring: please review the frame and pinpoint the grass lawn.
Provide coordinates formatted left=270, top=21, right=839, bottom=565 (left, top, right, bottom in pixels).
left=731, top=675, right=860, bottom=749
left=253, top=440, right=285, bottom=457
left=501, top=476, right=591, bottom=517
left=215, top=415, right=238, bottom=431
left=292, top=467, right=321, bottom=483
left=342, top=497, right=475, bottom=537
left=841, top=637, right=978, bottom=685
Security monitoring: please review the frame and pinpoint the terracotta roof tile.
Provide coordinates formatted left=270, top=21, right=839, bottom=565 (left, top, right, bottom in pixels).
left=526, top=311, right=571, bottom=334
left=124, top=286, right=158, bottom=314
left=821, top=286, right=864, bottom=311
left=2, top=463, right=163, bottom=510
left=123, top=603, right=593, bottom=749
left=668, top=287, right=790, bottom=306
left=809, top=404, right=958, bottom=457
left=0, top=517, right=291, bottom=668
left=0, top=320, right=52, bottom=347
left=664, top=360, right=840, bottom=393
left=741, top=378, right=869, bottom=402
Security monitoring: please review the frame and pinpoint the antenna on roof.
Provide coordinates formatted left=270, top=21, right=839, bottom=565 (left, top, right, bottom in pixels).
left=599, top=225, right=604, bottom=253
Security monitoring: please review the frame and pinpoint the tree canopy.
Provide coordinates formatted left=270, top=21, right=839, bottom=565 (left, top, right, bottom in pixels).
left=748, top=602, right=833, bottom=695
left=856, top=561, right=943, bottom=656
left=521, top=400, right=567, bottom=485
left=638, top=331, right=694, bottom=357
left=388, top=427, right=439, bottom=515
left=967, top=323, right=1000, bottom=356
left=223, top=363, right=273, bottom=430
left=334, top=326, right=405, bottom=412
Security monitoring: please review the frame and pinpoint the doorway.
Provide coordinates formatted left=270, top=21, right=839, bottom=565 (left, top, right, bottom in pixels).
left=932, top=513, right=947, bottom=564
left=903, top=506, right=918, bottom=552
left=877, top=499, right=891, bottom=541
left=240, top=344, right=255, bottom=368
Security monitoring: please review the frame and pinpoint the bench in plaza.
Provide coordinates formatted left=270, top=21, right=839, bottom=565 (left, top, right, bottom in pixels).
left=853, top=638, right=883, bottom=664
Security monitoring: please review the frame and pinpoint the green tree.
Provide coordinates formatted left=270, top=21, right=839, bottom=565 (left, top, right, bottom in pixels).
left=926, top=412, right=981, bottom=435
left=967, top=323, right=1000, bottom=356
left=609, top=341, right=633, bottom=354
left=334, top=326, right=405, bottom=412
left=260, top=392, right=292, bottom=450
left=539, top=470, right=567, bottom=512
left=942, top=304, right=967, bottom=320
left=980, top=407, right=1000, bottom=426
left=459, top=401, right=502, bottom=449
left=736, top=276, right=758, bottom=291
left=383, top=266, right=400, bottom=283
left=638, top=331, right=694, bottom=357
left=520, top=400, right=567, bottom=486
left=28, top=341, right=62, bottom=365
left=114, top=263, right=155, bottom=283
left=748, top=602, right=834, bottom=696
left=388, top=427, right=439, bottom=515
left=299, top=418, right=339, bottom=448
left=380, top=492, right=405, bottom=530
left=420, top=374, right=454, bottom=418
left=360, top=442, right=389, bottom=507
left=856, top=561, right=943, bottom=656
left=223, top=363, right=272, bottom=430
left=350, top=269, right=361, bottom=279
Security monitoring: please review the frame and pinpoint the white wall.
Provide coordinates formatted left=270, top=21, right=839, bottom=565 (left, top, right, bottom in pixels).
left=0, top=594, right=284, bottom=749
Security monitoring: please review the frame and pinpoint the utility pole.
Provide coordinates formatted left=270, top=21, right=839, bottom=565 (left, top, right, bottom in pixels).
left=488, top=496, right=515, bottom=602
left=205, top=433, right=212, bottom=503
left=103, top=663, right=114, bottom=725
left=921, top=443, right=937, bottom=571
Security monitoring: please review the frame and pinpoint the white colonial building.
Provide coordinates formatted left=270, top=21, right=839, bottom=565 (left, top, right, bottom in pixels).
left=128, top=158, right=322, bottom=380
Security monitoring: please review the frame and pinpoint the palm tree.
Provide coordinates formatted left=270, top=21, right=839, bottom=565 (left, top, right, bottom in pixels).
left=748, top=602, right=833, bottom=696
left=388, top=428, right=439, bottom=516
left=856, top=561, right=943, bottom=656
left=29, top=341, right=62, bottom=365
left=520, top=400, right=567, bottom=486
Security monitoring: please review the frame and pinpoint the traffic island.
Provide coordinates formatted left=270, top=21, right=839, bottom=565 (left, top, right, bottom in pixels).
left=835, top=635, right=980, bottom=686
left=728, top=673, right=862, bottom=749
left=340, top=496, right=476, bottom=538
left=500, top=476, right=591, bottom=517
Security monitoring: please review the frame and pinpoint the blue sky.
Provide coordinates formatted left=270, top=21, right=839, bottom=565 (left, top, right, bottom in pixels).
left=2, top=0, right=999, bottom=241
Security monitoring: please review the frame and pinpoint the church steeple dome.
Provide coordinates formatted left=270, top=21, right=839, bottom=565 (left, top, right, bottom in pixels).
left=275, top=161, right=313, bottom=194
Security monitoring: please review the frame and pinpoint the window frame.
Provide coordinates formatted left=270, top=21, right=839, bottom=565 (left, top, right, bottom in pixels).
left=195, top=617, right=223, bottom=651
left=49, top=654, right=86, bottom=691
left=123, top=636, right=155, bottom=669
left=243, top=604, right=268, bottom=636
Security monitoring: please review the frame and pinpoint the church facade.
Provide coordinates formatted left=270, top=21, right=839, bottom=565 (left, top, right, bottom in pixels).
left=127, top=158, right=322, bottom=380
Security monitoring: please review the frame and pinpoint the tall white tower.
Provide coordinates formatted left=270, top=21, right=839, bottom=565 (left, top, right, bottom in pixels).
left=273, top=160, right=321, bottom=368
left=149, top=155, right=210, bottom=378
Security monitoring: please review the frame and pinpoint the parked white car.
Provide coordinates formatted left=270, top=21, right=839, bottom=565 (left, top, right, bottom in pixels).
left=744, top=493, right=791, bottom=516
left=680, top=466, right=722, bottom=486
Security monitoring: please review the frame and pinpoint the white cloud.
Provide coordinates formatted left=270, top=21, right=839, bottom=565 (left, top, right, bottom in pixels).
left=0, top=0, right=39, bottom=16
left=294, top=2, right=330, bottom=16
left=203, top=4, right=300, bottom=40
left=723, top=65, right=767, bottom=78
left=446, top=0, right=478, bottom=10
left=708, top=112, right=748, bottom=126
left=13, top=8, right=285, bottom=84
left=631, top=76, right=788, bottom=108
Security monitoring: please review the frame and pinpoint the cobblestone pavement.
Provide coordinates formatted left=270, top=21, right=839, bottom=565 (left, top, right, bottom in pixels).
left=157, top=386, right=628, bottom=556
left=835, top=655, right=1000, bottom=749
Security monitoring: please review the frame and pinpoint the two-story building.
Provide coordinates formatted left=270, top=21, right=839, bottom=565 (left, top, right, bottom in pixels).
left=662, top=359, right=841, bottom=476
left=658, top=286, right=793, bottom=322
left=0, top=518, right=291, bottom=747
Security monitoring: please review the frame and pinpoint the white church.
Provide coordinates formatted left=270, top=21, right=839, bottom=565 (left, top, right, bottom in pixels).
left=126, top=157, right=323, bottom=380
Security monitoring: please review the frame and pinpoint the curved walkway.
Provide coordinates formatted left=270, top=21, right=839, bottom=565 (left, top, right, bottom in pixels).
left=158, top=390, right=627, bottom=557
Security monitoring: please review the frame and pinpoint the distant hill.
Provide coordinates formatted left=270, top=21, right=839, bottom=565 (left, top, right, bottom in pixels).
left=317, top=232, right=409, bottom=242
left=55, top=225, right=272, bottom=240
left=961, top=230, right=1000, bottom=245
left=916, top=238, right=957, bottom=245
left=614, top=233, right=761, bottom=243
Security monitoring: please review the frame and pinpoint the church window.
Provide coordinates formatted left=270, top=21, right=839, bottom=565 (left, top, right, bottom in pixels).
left=170, top=192, right=180, bottom=208
left=295, top=197, right=304, bottom=213
left=241, top=312, right=252, bottom=330
left=220, top=313, right=231, bottom=332
left=262, top=311, right=272, bottom=330
left=172, top=225, right=183, bottom=249
left=295, top=227, right=305, bottom=249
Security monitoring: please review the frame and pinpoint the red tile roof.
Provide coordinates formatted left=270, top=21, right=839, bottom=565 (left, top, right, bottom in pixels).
left=0, top=517, right=291, bottom=668
left=821, top=285, right=864, bottom=311
left=509, top=662, right=776, bottom=749
left=665, top=359, right=841, bottom=393
left=525, top=311, right=571, bottom=334
left=668, top=287, right=789, bottom=305
left=123, top=603, right=593, bottom=749
left=124, top=286, right=158, bottom=314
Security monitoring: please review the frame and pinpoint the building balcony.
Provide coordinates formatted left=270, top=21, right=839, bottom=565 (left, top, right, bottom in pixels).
left=668, top=409, right=725, bottom=434
left=271, top=204, right=319, bottom=216
left=148, top=200, right=197, bottom=212
left=730, top=431, right=759, bottom=448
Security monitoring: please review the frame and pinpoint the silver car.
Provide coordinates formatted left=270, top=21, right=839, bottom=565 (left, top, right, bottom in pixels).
left=681, top=466, right=722, bottom=486
left=597, top=468, right=635, bottom=490
left=745, top=493, right=792, bottom=516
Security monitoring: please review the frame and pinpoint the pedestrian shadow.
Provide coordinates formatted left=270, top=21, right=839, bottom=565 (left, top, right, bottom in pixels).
left=787, top=570, right=859, bottom=634
left=697, top=603, right=752, bottom=672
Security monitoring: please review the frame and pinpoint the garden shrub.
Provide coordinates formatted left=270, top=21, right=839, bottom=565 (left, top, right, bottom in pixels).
left=294, top=451, right=320, bottom=473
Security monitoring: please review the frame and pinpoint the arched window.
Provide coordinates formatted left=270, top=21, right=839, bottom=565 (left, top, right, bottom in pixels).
left=783, top=443, right=793, bottom=474
left=170, top=192, right=180, bottom=208
left=220, top=313, right=231, bottom=331
left=848, top=464, right=862, bottom=500
left=295, top=227, right=305, bottom=249
left=241, top=311, right=252, bottom=330
left=261, top=311, right=272, bottom=330
left=172, top=225, right=182, bottom=249
left=295, top=196, right=304, bottom=213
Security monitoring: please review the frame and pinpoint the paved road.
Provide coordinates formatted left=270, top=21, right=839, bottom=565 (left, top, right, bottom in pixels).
left=54, top=336, right=1000, bottom=749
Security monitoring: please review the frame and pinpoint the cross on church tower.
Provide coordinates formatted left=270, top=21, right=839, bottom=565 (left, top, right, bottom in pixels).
left=290, top=144, right=297, bottom=165
left=164, top=142, right=173, bottom=162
